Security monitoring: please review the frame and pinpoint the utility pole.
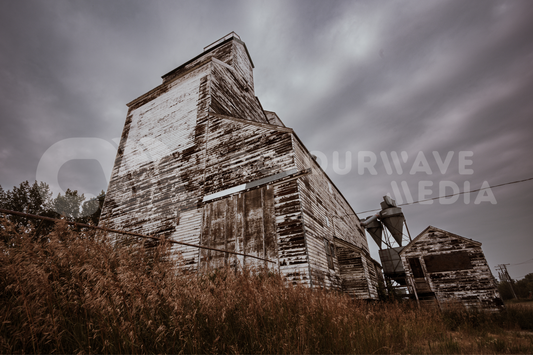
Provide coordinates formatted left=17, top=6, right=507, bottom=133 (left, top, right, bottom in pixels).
left=496, top=264, right=517, bottom=299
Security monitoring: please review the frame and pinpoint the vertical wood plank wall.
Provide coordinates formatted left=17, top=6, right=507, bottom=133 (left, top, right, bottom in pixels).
left=200, top=187, right=278, bottom=270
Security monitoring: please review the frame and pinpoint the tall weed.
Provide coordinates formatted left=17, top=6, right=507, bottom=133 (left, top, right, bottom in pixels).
left=1, top=218, right=532, bottom=354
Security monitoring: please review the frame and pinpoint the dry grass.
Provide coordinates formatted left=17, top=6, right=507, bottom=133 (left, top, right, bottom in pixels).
left=1, top=218, right=532, bottom=354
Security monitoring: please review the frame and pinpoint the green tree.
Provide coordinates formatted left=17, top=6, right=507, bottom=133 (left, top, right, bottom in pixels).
left=514, top=273, right=533, bottom=299
left=498, top=273, right=533, bottom=300
left=498, top=281, right=515, bottom=300
left=0, top=185, right=5, bottom=205
left=0, top=181, right=54, bottom=229
left=79, top=190, right=106, bottom=225
left=53, top=188, right=85, bottom=220
left=0, top=181, right=53, bottom=215
left=1, top=181, right=106, bottom=238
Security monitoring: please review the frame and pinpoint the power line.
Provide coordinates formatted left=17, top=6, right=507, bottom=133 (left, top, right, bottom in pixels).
left=355, top=176, right=533, bottom=215
left=508, top=257, right=533, bottom=266
left=0, top=208, right=276, bottom=264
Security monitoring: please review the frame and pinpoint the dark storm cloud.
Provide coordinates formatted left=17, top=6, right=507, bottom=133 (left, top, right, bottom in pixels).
left=0, top=0, right=163, bottom=189
left=283, top=0, right=533, bottom=187
left=245, top=0, right=533, bottom=278
left=290, top=0, right=533, bottom=151
left=1, top=0, right=532, bottom=278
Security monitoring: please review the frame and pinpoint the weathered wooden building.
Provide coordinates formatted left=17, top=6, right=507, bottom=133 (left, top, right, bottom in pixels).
left=100, top=32, right=382, bottom=299
left=399, top=226, right=503, bottom=311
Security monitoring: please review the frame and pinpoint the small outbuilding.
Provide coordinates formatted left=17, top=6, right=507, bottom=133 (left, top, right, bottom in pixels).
left=399, top=226, right=503, bottom=311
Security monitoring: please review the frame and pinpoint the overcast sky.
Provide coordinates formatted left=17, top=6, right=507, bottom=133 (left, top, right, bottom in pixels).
left=1, top=0, right=532, bottom=280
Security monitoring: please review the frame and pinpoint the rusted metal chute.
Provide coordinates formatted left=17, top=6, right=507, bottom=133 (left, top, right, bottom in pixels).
left=361, top=196, right=412, bottom=288
left=361, top=196, right=408, bottom=249
left=379, top=196, right=405, bottom=247
left=362, top=213, right=383, bottom=249
left=380, top=207, right=404, bottom=246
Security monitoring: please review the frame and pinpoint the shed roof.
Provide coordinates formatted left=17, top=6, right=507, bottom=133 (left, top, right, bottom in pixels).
left=399, top=225, right=482, bottom=255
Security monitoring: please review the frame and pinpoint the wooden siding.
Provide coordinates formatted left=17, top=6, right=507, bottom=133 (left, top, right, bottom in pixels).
left=200, top=186, right=278, bottom=270
left=101, top=64, right=211, bottom=267
left=161, top=39, right=234, bottom=85
left=291, top=135, right=376, bottom=297
left=335, top=238, right=380, bottom=299
left=198, top=179, right=310, bottom=285
left=230, top=40, right=255, bottom=92
left=264, top=111, right=286, bottom=127
left=203, top=115, right=295, bottom=195
left=100, top=34, right=371, bottom=292
left=101, top=54, right=303, bottom=275
left=102, top=37, right=277, bottom=268
left=209, top=60, right=268, bottom=123
left=400, top=227, right=503, bottom=311
left=274, top=179, right=310, bottom=284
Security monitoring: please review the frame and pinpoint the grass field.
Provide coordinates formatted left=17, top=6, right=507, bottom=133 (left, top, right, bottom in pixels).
left=1, top=219, right=532, bottom=354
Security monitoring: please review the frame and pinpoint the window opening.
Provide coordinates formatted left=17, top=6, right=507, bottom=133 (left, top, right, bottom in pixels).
left=408, top=257, right=425, bottom=278
left=325, top=239, right=335, bottom=269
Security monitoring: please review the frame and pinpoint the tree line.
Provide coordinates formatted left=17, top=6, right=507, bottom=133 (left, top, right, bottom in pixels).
left=498, top=273, right=533, bottom=300
left=0, top=180, right=105, bottom=232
